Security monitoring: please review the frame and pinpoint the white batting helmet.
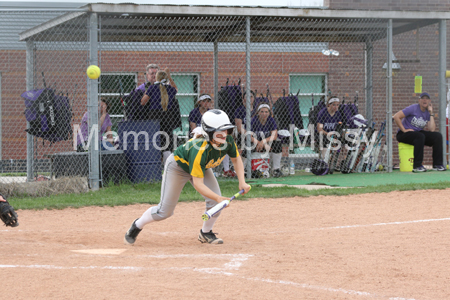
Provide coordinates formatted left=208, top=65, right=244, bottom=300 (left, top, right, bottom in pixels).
left=201, top=109, right=235, bottom=141
left=350, top=114, right=368, bottom=128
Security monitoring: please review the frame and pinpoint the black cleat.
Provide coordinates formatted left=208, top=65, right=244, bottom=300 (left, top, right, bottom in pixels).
left=198, top=230, right=223, bottom=244
left=124, top=219, right=142, bottom=245
left=273, top=168, right=282, bottom=178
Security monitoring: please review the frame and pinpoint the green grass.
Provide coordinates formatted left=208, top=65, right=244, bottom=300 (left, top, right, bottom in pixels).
left=0, top=172, right=50, bottom=177
left=1, top=172, right=27, bottom=177
left=8, top=179, right=450, bottom=210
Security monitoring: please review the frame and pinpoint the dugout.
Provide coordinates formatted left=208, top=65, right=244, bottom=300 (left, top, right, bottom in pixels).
left=14, top=4, right=449, bottom=189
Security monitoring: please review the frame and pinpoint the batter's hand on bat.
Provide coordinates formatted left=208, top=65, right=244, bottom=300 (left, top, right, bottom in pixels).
left=202, top=187, right=251, bottom=221
left=214, top=196, right=232, bottom=210
left=239, top=183, right=251, bottom=195
left=216, top=195, right=231, bottom=203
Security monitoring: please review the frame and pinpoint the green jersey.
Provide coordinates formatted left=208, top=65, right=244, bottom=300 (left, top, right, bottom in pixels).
left=173, top=135, right=239, bottom=178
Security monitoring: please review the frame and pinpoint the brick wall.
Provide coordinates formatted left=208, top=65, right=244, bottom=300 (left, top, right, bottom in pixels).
left=1, top=50, right=331, bottom=161
left=328, top=0, right=449, bottom=167
left=2, top=10, right=447, bottom=169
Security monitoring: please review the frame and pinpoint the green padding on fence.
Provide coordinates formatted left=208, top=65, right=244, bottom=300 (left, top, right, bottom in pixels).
left=250, top=170, right=450, bottom=187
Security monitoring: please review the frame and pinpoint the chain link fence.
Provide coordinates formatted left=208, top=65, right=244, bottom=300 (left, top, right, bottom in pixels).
left=390, top=23, right=446, bottom=171
left=0, top=8, right=448, bottom=188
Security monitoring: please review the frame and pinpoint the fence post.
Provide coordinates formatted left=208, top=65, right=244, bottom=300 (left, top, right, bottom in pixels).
left=0, top=71, right=2, bottom=174
left=365, top=36, right=373, bottom=125
left=245, top=16, right=252, bottom=178
left=386, top=19, right=393, bottom=173
left=88, top=12, right=100, bottom=190
left=26, top=40, right=34, bottom=182
left=439, top=19, right=447, bottom=167
left=214, top=40, right=219, bottom=109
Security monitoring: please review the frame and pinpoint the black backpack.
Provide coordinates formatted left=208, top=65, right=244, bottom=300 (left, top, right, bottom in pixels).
left=218, top=82, right=242, bottom=125
left=302, top=96, right=326, bottom=147
left=22, top=88, right=72, bottom=144
left=273, top=94, right=304, bottom=131
left=124, top=87, right=147, bottom=121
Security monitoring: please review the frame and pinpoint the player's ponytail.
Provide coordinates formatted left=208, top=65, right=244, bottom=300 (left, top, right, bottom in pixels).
left=156, top=71, right=169, bottom=111
left=191, top=126, right=205, bottom=140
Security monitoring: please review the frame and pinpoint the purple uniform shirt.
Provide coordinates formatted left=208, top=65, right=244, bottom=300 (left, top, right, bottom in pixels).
left=251, top=115, right=277, bottom=141
left=401, top=103, right=430, bottom=132
left=189, top=107, right=205, bottom=128
left=145, top=84, right=177, bottom=110
left=77, top=112, right=113, bottom=145
left=137, top=83, right=146, bottom=91
left=317, top=108, right=342, bottom=132
left=234, top=105, right=247, bottom=122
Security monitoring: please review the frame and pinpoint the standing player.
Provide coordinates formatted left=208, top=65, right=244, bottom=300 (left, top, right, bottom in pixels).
left=124, top=109, right=251, bottom=245
left=137, top=64, right=158, bottom=91
left=137, top=64, right=178, bottom=91
left=141, top=70, right=181, bottom=164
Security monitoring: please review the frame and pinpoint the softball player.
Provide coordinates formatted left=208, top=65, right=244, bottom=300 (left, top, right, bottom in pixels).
left=189, top=94, right=235, bottom=177
left=189, top=94, right=212, bottom=132
left=141, top=70, right=181, bottom=164
left=125, top=109, right=251, bottom=245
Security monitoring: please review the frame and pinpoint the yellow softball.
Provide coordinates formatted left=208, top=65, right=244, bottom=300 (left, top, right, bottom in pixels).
left=86, top=65, right=101, bottom=80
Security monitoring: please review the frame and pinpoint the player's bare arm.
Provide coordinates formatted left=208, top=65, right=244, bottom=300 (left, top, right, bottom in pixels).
left=141, top=94, right=150, bottom=106
left=192, top=176, right=229, bottom=203
left=427, top=103, right=436, bottom=131
left=230, top=156, right=251, bottom=194
left=164, top=67, right=178, bottom=90
left=393, top=110, right=413, bottom=132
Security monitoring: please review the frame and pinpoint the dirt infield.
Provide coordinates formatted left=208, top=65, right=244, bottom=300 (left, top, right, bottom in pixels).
left=2, top=189, right=450, bottom=299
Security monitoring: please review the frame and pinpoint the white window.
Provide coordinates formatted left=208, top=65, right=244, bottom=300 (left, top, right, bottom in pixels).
left=172, top=73, right=200, bottom=138
left=289, top=73, right=327, bottom=128
left=99, top=73, right=137, bottom=131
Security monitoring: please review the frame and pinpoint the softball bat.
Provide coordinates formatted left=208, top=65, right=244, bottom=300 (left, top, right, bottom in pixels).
left=201, top=186, right=251, bottom=221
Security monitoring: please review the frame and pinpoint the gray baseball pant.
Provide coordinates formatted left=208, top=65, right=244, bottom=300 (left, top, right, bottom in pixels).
left=135, top=153, right=221, bottom=229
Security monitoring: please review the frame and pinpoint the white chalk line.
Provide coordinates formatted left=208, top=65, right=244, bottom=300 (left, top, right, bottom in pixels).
left=185, top=257, right=418, bottom=300
left=0, top=264, right=143, bottom=271
left=0, top=229, right=184, bottom=235
left=0, top=253, right=418, bottom=300
left=315, top=217, right=450, bottom=230
left=242, top=277, right=418, bottom=300
left=0, top=229, right=50, bottom=232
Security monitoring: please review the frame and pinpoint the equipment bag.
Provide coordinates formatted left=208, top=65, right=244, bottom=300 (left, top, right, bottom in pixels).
left=22, top=88, right=72, bottom=144
left=123, top=86, right=146, bottom=121
left=273, top=95, right=304, bottom=131
left=218, top=83, right=242, bottom=125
